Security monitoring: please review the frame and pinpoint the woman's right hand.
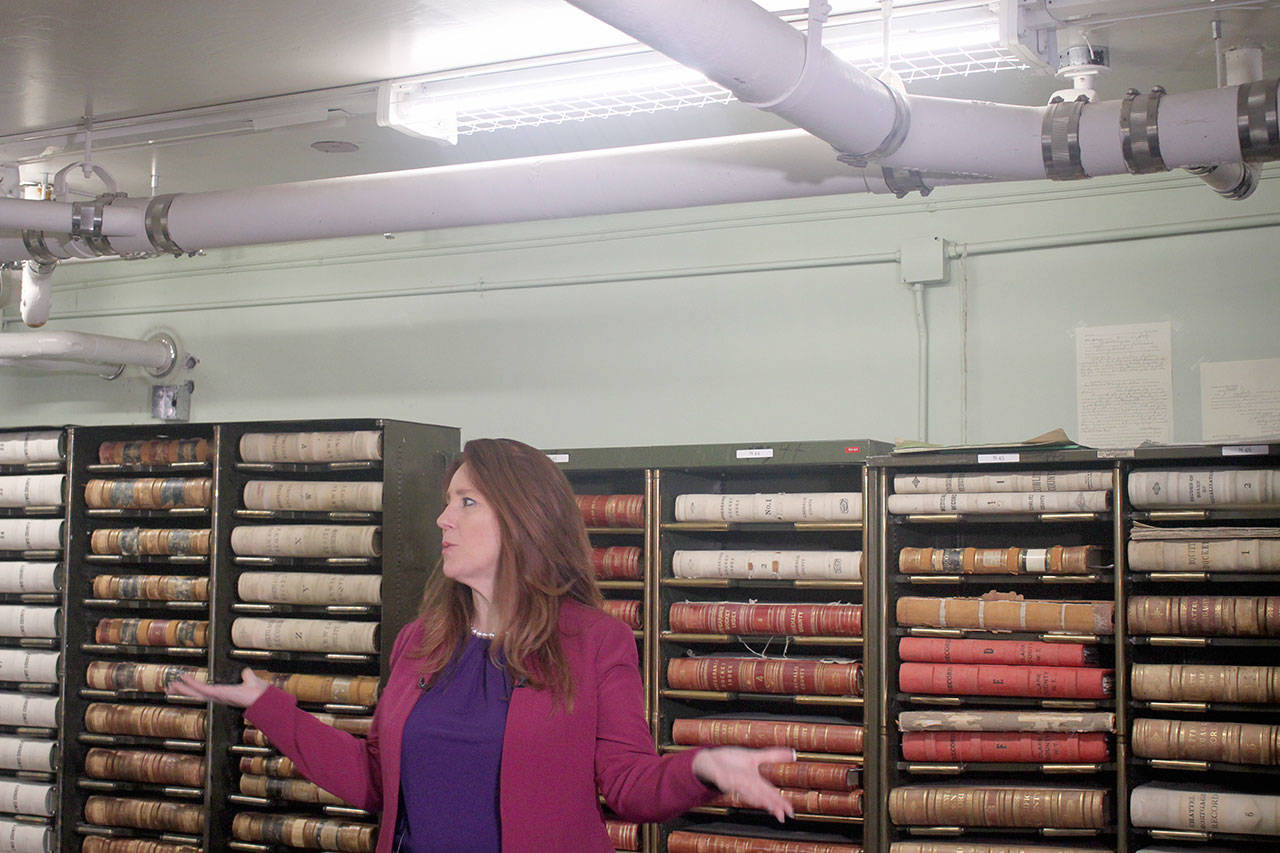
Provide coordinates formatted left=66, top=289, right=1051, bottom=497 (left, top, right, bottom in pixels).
left=167, top=667, right=269, bottom=708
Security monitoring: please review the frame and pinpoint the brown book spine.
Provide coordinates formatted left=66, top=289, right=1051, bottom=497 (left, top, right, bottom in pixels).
left=898, top=637, right=1095, bottom=667
left=713, top=787, right=863, bottom=817
left=605, top=818, right=639, bottom=850
left=760, top=760, right=859, bottom=790
left=90, top=528, right=212, bottom=557
left=232, top=811, right=376, bottom=852
left=97, top=439, right=210, bottom=466
left=898, top=663, right=1114, bottom=699
left=1131, top=662, right=1280, bottom=703
left=239, top=773, right=347, bottom=805
left=603, top=599, right=642, bottom=629
left=888, top=845, right=1105, bottom=853
left=896, top=596, right=1115, bottom=634
left=576, top=494, right=644, bottom=528
left=667, top=831, right=862, bottom=853
left=242, top=713, right=371, bottom=747
left=94, top=618, right=209, bottom=648
left=91, top=575, right=209, bottom=602
left=667, top=657, right=862, bottom=696
left=84, top=703, right=208, bottom=740
left=84, top=748, right=206, bottom=786
left=901, top=732, right=1110, bottom=763
left=84, top=478, right=212, bottom=510
left=82, top=838, right=202, bottom=853
left=239, top=754, right=302, bottom=777
left=1132, top=717, right=1280, bottom=764
left=591, top=546, right=643, bottom=579
left=899, top=546, right=1101, bottom=575
left=85, top=661, right=208, bottom=693
left=1128, top=596, right=1280, bottom=636
left=671, top=717, right=864, bottom=754
left=669, top=602, right=862, bottom=636
left=888, top=786, right=1110, bottom=828
left=255, top=670, right=381, bottom=706
left=83, top=795, right=206, bottom=833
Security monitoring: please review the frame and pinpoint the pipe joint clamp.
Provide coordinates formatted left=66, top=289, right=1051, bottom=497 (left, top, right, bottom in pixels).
left=836, top=71, right=911, bottom=168
left=20, top=231, right=60, bottom=265
left=880, top=167, right=932, bottom=199
left=1121, top=86, right=1166, bottom=174
left=1237, top=78, right=1280, bottom=162
left=144, top=194, right=186, bottom=257
left=73, top=193, right=122, bottom=257
left=1042, top=98, right=1088, bottom=181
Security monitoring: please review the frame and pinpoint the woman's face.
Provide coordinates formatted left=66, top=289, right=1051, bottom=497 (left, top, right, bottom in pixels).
left=436, top=463, right=502, bottom=596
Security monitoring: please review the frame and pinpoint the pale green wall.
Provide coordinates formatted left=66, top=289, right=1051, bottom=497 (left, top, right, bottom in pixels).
left=1, top=169, right=1277, bottom=449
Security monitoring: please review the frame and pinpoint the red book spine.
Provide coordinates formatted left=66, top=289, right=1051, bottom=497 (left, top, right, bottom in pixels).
left=761, top=761, right=859, bottom=790
left=590, top=546, right=642, bottom=579
left=898, top=637, right=1092, bottom=667
left=667, top=658, right=862, bottom=696
left=602, top=599, right=642, bottom=629
left=669, top=603, right=862, bottom=636
left=575, top=494, right=644, bottom=528
left=712, top=788, right=863, bottom=817
left=900, top=731, right=1111, bottom=762
left=670, top=718, right=864, bottom=755
left=667, top=831, right=863, bottom=853
left=898, top=662, right=1114, bottom=699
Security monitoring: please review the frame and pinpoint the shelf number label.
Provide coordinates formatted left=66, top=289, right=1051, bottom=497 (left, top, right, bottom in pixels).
left=736, top=448, right=774, bottom=460
left=1222, top=445, right=1268, bottom=456
left=977, top=453, right=1020, bottom=464
left=546, top=453, right=570, bottom=463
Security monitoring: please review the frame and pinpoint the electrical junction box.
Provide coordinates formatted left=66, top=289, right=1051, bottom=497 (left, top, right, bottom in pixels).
left=152, top=382, right=193, bottom=422
left=900, top=236, right=949, bottom=284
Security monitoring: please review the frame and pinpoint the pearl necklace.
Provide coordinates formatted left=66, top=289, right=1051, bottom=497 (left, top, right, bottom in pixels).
left=470, top=626, right=496, bottom=639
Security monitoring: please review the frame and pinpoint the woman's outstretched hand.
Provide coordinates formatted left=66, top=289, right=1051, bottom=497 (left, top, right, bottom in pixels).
left=691, top=746, right=797, bottom=822
left=166, top=667, right=269, bottom=708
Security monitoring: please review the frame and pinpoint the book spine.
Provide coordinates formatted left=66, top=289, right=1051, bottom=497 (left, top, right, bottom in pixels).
left=900, top=731, right=1110, bottom=762
left=84, top=661, right=207, bottom=693
left=669, top=602, right=861, bottom=636
left=0, top=430, right=62, bottom=465
left=0, top=649, right=59, bottom=684
left=889, top=785, right=1110, bottom=828
left=667, top=830, right=863, bottom=853
left=899, top=546, right=1101, bottom=575
left=84, top=747, right=207, bottom=786
left=1130, top=663, right=1280, bottom=703
left=0, top=606, right=59, bottom=639
left=94, top=618, right=208, bottom=648
left=590, top=546, right=643, bottom=579
left=0, top=519, right=64, bottom=551
left=1129, top=538, right=1280, bottom=572
left=672, top=549, right=861, bottom=581
left=899, top=662, right=1113, bottom=699
left=712, top=787, right=863, bottom=817
left=232, top=811, right=376, bottom=852
left=674, top=493, right=862, bottom=523
left=97, top=439, right=210, bottom=466
left=670, top=718, right=864, bottom=754
left=237, top=571, right=382, bottom=606
left=896, top=597, right=1115, bottom=634
left=238, top=431, right=382, bottom=464
left=605, top=819, right=639, bottom=851
left=898, top=637, right=1093, bottom=667
left=84, top=703, right=208, bottom=740
left=255, top=670, right=381, bottom=705
left=894, top=471, right=1112, bottom=494
left=761, top=760, right=860, bottom=790
left=1131, top=717, right=1280, bottom=764
left=229, top=524, right=380, bottom=558
left=897, top=710, right=1116, bottom=733
left=242, top=480, right=383, bottom=512
left=887, top=491, right=1110, bottom=515
left=239, top=754, right=302, bottom=778
left=0, top=693, right=60, bottom=728
left=83, top=839, right=201, bottom=853
left=575, top=494, right=645, bottom=528
left=0, top=735, right=56, bottom=772
left=231, top=618, right=377, bottom=654
left=91, top=575, right=209, bottom=602
left=84, top=477, right=212, bottom=510
left=0, top=561, right=59, bottom=595
left=240, top=773, right=347, bottom=805
left=1130, top=782, right=1280, bottom=834
left=666, top=658, right=862, bottom=696
left=1128, top=595, right=1280, bottom=636
left=889, top=844, right=1106, bottom=853
left=90, top=528, right=211, bottom=557
left=1129, top=469, right=1280, bottom=508
left=0, top=474, right=65, bottom=508
left=602, top=600, right=642, bottom=630
left=83, top=796, right=205, bottom=833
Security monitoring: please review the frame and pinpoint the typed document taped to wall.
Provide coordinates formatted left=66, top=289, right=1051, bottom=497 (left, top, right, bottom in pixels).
left=1076, top=321, right=1173, bottom=448
left=1201, top=357, right=1280, bottom=441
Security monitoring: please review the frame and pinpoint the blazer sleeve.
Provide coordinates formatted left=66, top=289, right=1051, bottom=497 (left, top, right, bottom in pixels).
left=242, top=621, right=418, bottom=812
left=591, top=615, right=717, bottom=822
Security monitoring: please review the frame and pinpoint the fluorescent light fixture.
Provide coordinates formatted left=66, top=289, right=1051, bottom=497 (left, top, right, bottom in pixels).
left=376, top=3, right=1023, bottom=143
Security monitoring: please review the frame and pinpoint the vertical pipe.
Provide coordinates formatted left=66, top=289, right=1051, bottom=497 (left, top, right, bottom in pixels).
left=911, top=282, right=928, bottom=442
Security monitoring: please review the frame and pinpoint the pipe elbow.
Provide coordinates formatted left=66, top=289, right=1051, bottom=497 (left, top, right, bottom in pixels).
left=1188, top=162, right=1258, bottom=200
left=19, top=261, right=55, bottom=327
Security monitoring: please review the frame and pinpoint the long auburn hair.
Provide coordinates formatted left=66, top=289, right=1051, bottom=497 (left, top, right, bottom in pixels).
left=412, top=438, right=601, bottom=703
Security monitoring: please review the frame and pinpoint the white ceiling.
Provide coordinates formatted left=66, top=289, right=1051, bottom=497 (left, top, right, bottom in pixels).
left=1, top=0, right=1277, bottom=198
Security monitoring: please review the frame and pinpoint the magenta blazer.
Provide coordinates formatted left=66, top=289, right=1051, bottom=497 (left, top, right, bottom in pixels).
left=245, top=600, right=715, bottom=852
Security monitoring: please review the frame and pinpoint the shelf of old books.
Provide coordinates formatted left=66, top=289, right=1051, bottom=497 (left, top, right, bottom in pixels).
left=546, top=445, right=654, bottom=853
left=873, top=450, right=1124, bottom=853
left=651, top=440, right=886, bottom=853
left=1121, top=444, right=1280, bottom=851
left=0, top=428, right=68, bottom=853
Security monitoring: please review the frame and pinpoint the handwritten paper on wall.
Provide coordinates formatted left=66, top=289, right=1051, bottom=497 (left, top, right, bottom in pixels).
left=1076, top=321, right=1174, bottom=448
left=1201, top=357, right=1280, bottom=441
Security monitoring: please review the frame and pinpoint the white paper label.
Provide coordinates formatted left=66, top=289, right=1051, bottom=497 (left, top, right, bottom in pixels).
left=735, top=448, right=774, bottom=460
left=1222, top=445, right=1269, bottom=456
left=1096, top=449, right=1135, bottom=458
left=546, top=454, right=570, bottom=464
left=977, top=453, right=1019, bottom=464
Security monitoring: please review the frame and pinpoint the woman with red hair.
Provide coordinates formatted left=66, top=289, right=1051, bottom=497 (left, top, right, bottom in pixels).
left=174, top=438, right=793, bottom=851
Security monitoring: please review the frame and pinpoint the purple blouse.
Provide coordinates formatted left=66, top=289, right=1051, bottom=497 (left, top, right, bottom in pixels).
left=395, top=635, right=511, bottom=852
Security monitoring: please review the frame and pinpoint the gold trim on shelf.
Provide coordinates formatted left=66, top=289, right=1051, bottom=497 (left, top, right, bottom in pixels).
left=1148, top=759, right=1210, bottom=771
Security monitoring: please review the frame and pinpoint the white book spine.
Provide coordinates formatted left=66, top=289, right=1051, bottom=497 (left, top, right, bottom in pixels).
left=0, top=738, right=55, bottom=773
left=0, top=608, right=59, bottom=639
left=0, top=564, right=58, bottom=595
left=0, top=817, right=49, bottom=853
left=0, top=476, right=64, bottom=508
left=0, top=431, right=62, bottom=465
left=0, top=651, right=59, bottom=684
left=1128, top=539, right=1280, bottom=572
left=0, top=780, right=53, bottom=817
left=237, top=572, right=382, bottom=605
left=243, top=480, right=383, bottom=512
left=0, top=695, right=57, bottom=729
left=893, top=470, right=1112, bottom=494
left=230, top=525, right=381, bottom=558
left=896, top=710, right=1116, bottom=733
left=231, top=617, right=377, bottom=653
left=674, top=492, right=862, bottom=523
left=239, top=430, right=383, bottom=463
left=1130, top=782, right=1280, bottom=834
left=887, top=491, right=1110, bottom=515
left=0, top=521, right=63, bottom=552
left=1129, top=469, right=1280, bottom=508
left=672, top=550, right=862, bottom=580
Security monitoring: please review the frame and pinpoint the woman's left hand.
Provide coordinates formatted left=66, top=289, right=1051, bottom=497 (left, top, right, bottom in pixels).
left=691, top=746, right=796, bottom=822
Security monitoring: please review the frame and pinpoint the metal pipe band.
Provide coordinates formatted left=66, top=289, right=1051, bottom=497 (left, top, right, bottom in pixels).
left=880, top=167, right=932, bottom=199
left=20, top=231, right=60, bottom=265
left=1042, top=98, right=1088, bottom=180
left=1121, top=86, right=1166, bottom=174
left=1237, top=78, right=1280, bottom=162
left=144, top=194, right=186, bottom=256
left=835, top=71, right=912, bottom=167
